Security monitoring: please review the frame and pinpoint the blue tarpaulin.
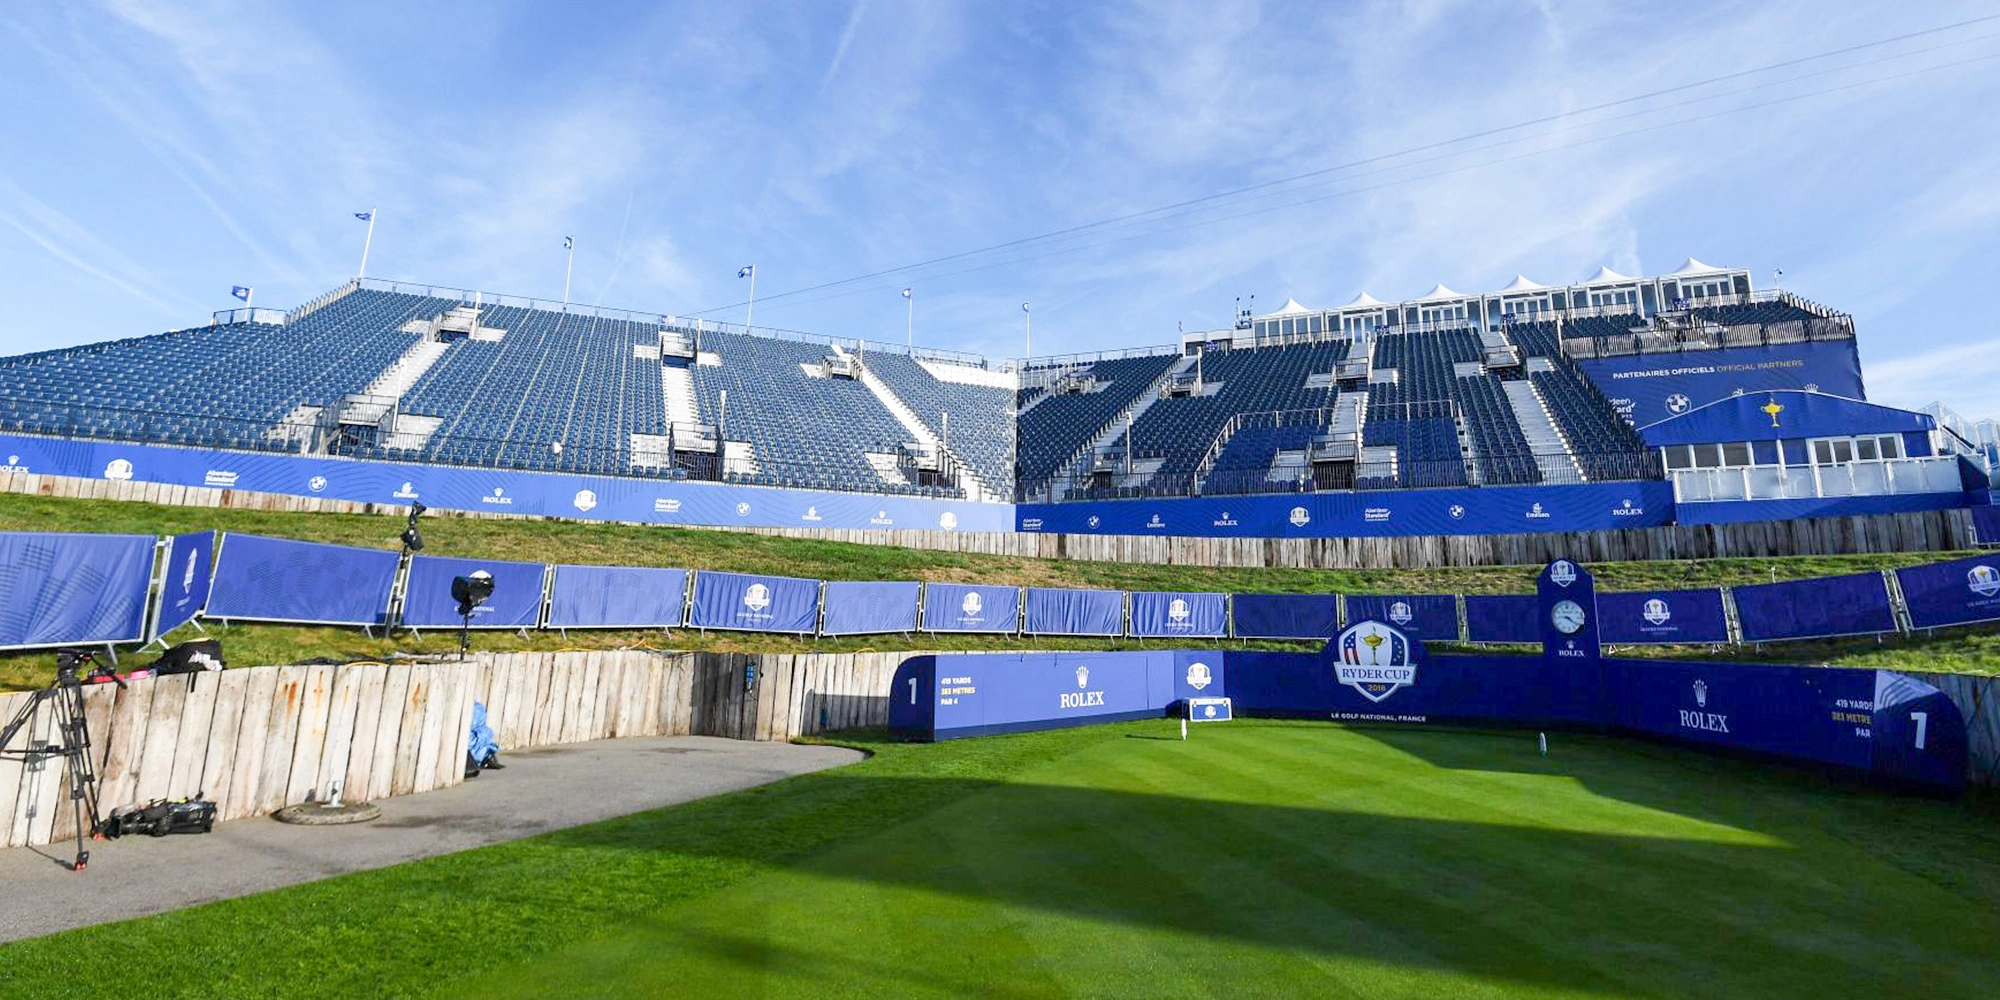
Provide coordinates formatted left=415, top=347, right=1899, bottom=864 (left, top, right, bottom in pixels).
left=821, top=581, right=921, bottom=636
left=402, top=555, right=546, bottom=629
left=1342, top=594, right=1458, bottom=641
left=151, top=530, right=215, bottom=639
left=1597, top=589, right=1730, bottom=645
left=206, top=534, right=398, bottom=627
left=689, top=571, right=820, bottom=633
left=1230, top=593, right=1338, bottom=640
left=1022, top=587, right=1125, bottom=636
left=1463, top=594, right=1540, bottom=644
left=921, top=583, right=1020, bottom=633
left=1896, top=554, right=2000, bottom=630
left=1129, top=591, right=1227, bottom=638
left=468, top=702, right=498, bottom=763
left=1733, top=571, right=1894, bottom=642
left=0, top=531, right=154, bottom=649
left=546, top=564, right=687, bottom=629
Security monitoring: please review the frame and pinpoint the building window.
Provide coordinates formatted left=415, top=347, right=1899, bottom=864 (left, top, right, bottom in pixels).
left=1722, top=442, right=1752, bottom=466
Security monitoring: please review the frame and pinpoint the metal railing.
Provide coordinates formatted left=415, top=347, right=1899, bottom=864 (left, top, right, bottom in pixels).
left=1026, top=447, right=1662, bottom=503
left=1672, top=456, right=1966, bottom=503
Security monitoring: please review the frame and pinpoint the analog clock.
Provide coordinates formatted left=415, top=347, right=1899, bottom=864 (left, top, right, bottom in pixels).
left=1551, top=599, right=1587, bottom=635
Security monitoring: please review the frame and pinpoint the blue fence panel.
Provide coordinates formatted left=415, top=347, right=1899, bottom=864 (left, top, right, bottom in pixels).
left=921, top=583, right=1020, bottom=634
left=1463, top=594, right=1540, bottom=644
left=1341, top=594, right=1458, bottom=641
left=1972, top=505, right=2000, bottom=545
left=1896, top=555, right=2000, bottom=630
left=152, top=530, right=216, bottom=640
left=1597, top=589, right=1730, bottom=645
left=0, top=531, right=154, bottom=649
left=821, top=581, right=921, bottom=636
left=402, top=555, right=547, bottom=629
left=689, top=571, right=820, bottom=634
left=1023, top=587, right=1125, bottom=636
left=547, top=565, right=688, bottom=629
left=1129, top=591, right=1227, bottom=638
left=206, top=534, right=398, bottom=627
left=1230, top=593, right=1339, bottom=640
left=1733, top=571, right=1895, bottom=642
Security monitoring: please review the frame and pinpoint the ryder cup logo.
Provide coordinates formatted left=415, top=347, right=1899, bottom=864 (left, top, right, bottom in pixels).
left=961, top=592, right=983, bottom=618
left=1289, top=506, right=1311, bottom=527
left=572, top=489, right=597, bottom=512
left=1692, top=679, right=1708, bottom=708
left=308, top=475, right=328, bottom=493
left=939, top=511, right=958, bottom=530
left=1666, top=392, right=1691, bottom=415
left=1968, top=565, right=2000, bottom=598
left=1388, top=601, right=1413, bottom=625
left=181, top=551, right=198, bottom=591
left=104, top=459, right=134, bottom=481
left=1549, top=560, right=1578, bottom=588
left=743, top=584, right=771, bottom=612
left=1334, top=621, right=1416, bottom=703
left=1186, top=661, right=1212, bottom=691
left=1168, top=598, right=1190, bottom=625
left=1643, top=598, right=1672, bottom=625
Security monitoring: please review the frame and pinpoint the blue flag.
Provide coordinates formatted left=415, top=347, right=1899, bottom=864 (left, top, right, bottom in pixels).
left=230, top=286, right=251, bottom=302
left=563, top=236, right=574, bottom=250
left=354, top=210, right=372, bottom=222
left=738, top=264, right=754, bottom=278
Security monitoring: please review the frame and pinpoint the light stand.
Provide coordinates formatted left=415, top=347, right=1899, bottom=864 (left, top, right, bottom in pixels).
left=450, top=571, right=494, bottom=661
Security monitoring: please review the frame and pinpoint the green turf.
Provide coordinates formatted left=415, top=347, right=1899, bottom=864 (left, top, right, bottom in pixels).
left=3, top=722, right=1997, bottom=999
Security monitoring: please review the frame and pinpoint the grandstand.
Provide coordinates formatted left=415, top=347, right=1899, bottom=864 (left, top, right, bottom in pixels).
left=0, top=258, right=1904, bottom=531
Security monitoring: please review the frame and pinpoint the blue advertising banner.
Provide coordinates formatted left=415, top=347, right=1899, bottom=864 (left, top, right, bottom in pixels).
left=1577, top=339, right=1865, bottom=425
left=689, top=571, right=820, bottom=634
left=1230, top=593, right=1339, bottom=640
left=402, top=555, right=546, bottom=629
left=152, top=530, right=215, bottom=639
left=1022, top=587, right=1125, bottom=636
left=0, top=433, right=1012, bottom=535
left=1463, top=594, right=1539, bottom=644
left=1341, top=594, right=1458, bottom=641
left=909, top=651, right=1179, bottom=739
left=1017, top=480, right=1671, bottom=539
left=1607, top=657, right=1875, bottom=770
left=920, top=583, right=1020, bottom=634
left=1676, top=492, right=1968, bottom=526
left=0, top=531, right=154, bottom=649
left=1639, top=390, right=1929, bottom=446
left=1129, top=591, right=1227, bottom=638
left=1896, top=554, right=2000, bottom=630
left=1868, top=670, right=1968, bottom=794
left=820, top=581, right=921, bottom=636
left=546, top=565, right=688, bottom=629
left=206, top=534, right=398, bottom=627
left=1971, top=505, right=2000, bottom=545
left=1597, top=588, right=1729, bottom=645
left=1733, top=571, right=1894, bottom=642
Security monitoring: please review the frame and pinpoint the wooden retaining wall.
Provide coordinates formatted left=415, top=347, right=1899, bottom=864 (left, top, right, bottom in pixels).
left=4, top=469, right=1977, bottom=569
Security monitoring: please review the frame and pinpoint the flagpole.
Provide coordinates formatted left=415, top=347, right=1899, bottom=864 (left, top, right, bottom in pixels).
left=905, top=289, right=914, bottom=348
left=563, top=239, right=575, bottom=305
left=357, top=208, right=377, bottom=280
left=1023, top=301, right=1032, bottom=359
left=745, top=267, right=757, bottom=335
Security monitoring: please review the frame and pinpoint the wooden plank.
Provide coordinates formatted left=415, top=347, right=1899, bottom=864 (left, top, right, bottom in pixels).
left=411, top=664, right=447, bottom=795
left=339, top=663, right=388, bottom=804
left=536, top=654, right=570, bottom=747
left=284, top=664, right=338, bottom=806
left=752, top=655, right=777, bottom=742
left=22, top=696, right=69, bottom=848
left=168, top=672, right=222, bottom=799
left=219, top=667, right=276, bottom=822
left=48, top=683, right=118, bottom=846
left=483, top=656, right=513, bottom=749
left=391, top=664, right=432, bottom=797
left=574, top=653, right=603, bottom=743
left=442, top=663, right=475, bottom=790
left=514, top=653, right=545, bottom=748
left=315, top=664, right=368, bottom=803
left=368, top=663, right=412, bottom=802
left=96, top=676, right=155, bottom=812
left=591, top=653, right=618, bottom=740
left=764, top=655, right=794, bottom=742
left=253, top=665, right=310, bottom=816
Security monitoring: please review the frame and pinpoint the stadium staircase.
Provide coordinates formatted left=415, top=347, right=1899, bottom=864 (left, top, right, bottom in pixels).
left=1013, top=352, right=1182, bottom=500
left=1503, top=376, right=1584, bottom=482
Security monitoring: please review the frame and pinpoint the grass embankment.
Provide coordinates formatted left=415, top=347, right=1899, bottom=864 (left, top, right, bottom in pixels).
left=1, top=722, right=1996, bottom=998
left=1, top=491, right=1994, bottom=689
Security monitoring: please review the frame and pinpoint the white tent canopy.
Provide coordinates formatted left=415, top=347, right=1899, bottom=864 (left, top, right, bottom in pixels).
left=1582, top=265, right=1633, bottom=284
left=1342, top=291, right=1387, bottom=308
left=1259, top=298, right=1314, bottom=318
left=1669, top=256, right=1731, bottom=276
left=1496, top=274, right=1547, bottom=293
left=1413, top=283, right=1464, bottom=302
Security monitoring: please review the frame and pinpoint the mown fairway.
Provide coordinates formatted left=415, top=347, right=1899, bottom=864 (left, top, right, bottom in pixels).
left=4, top=720, right=1996, bottom=999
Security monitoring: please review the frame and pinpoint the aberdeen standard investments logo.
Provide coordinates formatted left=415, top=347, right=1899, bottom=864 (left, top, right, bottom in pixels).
left=1334, top=621, right=1415, bottom=703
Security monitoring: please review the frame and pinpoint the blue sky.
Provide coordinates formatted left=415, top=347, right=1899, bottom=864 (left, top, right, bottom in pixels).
left=3, top=1, right=1999, bottom=415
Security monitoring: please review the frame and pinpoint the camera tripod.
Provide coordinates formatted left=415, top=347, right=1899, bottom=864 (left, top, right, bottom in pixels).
left=0, top=650, right=122, bottom=872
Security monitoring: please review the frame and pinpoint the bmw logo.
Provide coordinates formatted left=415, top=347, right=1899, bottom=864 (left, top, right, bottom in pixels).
left=307, top=476, right=328, bottom=493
